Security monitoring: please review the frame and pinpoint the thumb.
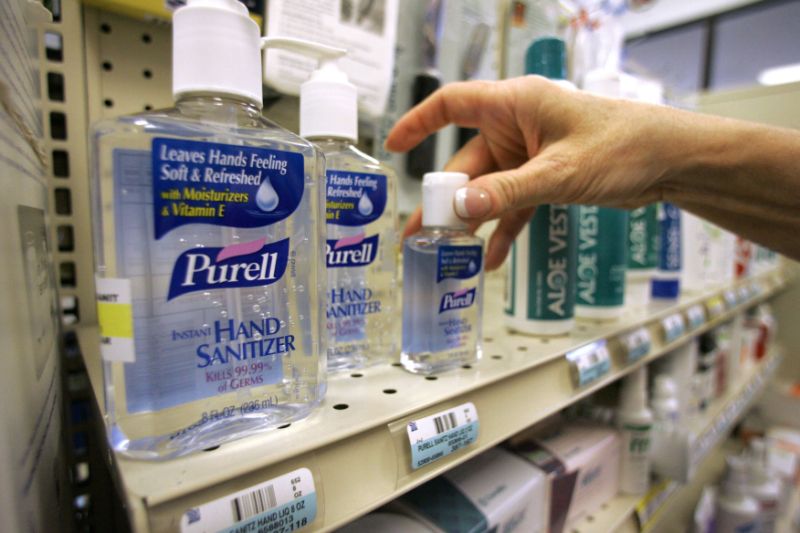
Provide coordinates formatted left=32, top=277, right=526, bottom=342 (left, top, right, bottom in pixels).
left=453, top=154, right=571, bottom=222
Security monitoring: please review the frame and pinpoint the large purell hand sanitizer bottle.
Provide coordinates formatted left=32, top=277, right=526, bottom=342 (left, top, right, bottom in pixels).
left=90, top=0, right=327, bottom=459
left=261, top=38, right=400, bottom=372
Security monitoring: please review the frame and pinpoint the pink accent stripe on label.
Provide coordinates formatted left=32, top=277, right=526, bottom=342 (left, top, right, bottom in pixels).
left=216, top=238, right=267, bottom=262
left=334, top=232, right=365, bottom=249
left=453, top=288, right=470, bottom=298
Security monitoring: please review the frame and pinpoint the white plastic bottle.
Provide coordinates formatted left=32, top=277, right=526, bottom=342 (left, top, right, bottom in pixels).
left=716, top=456, right=760, bottom=533
left=89, top=0, right=326, bottom=459
left=402, top=172, right=485, bottom=374
left=746, top=440, right=781, bottom=532
left=263, top=38, right=400, bottom=372
left=618, top=367, right=653, bottom=495
left=651, top=375, right=681, bottom=425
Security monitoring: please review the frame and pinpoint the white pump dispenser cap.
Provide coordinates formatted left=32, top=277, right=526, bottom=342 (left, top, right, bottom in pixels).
left=261, top=37, right=355, bottom=141
left=422, top=172, right=470, bottom=228
left=172, top=0, right=263, bottom=108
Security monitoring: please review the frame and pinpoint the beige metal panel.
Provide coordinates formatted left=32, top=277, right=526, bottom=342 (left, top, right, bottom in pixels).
left=76, top=268, right=789, bottom=532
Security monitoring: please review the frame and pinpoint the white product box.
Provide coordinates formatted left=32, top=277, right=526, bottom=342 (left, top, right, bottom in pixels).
left=397, top=447, right=548, bottom=533
left=512, top=424, right=621, bottom=533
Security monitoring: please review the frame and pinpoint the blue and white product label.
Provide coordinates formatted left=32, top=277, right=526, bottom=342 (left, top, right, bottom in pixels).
left=180, top=468, right=316, bottom=533
left=686, top=304, right=706, bottom=330
left=325, top=234, right=379, bottom=268
left=566, top=340, right=611, bottom=387
left=439, top=287, right=477, bottom=313
left=662, top=313, right=686, bottom=343
left=152, top=138, right=305, bottom=239
left=407, top=403, right=479, bottom=470
left=437, top=245, right=482, bottom=282
left=658, top=203, right=681, bottom=273
left=623, top=327, right=652, bottom=363
left=326, top=170, right=387, bottom=226
left=168, top=238, right=289, bottom=300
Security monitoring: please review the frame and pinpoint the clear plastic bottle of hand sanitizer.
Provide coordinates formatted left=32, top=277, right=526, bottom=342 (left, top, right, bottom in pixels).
left=262, top=38, right=400, bottom=372
left=401, top=172, right=484, bottom=374
left=90, top=0, right=326, bottom=459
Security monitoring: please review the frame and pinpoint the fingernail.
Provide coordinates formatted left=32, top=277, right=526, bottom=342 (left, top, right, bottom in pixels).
left=454, top=187, right=491, bottom=219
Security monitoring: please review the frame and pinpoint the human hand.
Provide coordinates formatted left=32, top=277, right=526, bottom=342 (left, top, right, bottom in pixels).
left=385, top=76, right=674, bottom=270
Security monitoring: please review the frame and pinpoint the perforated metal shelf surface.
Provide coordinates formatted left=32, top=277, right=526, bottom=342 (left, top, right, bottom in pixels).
left=75, top=268, right=790, bottom=532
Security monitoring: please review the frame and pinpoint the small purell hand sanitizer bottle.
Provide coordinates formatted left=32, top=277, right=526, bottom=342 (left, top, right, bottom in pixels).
left=89, top=0, right=327, bottom=459
left=402, top=172, right=484, bottom=374
left=262, top=38, right=400, bottom=372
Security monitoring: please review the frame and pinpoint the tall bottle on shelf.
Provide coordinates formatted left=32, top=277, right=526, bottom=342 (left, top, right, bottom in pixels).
left=504, top=37, right=578, bottom=336
left=617, top=367, right=653, bottom=495
left=263, top=38, right=400, bottom=372
left=402, top=172, right=484, bottom=374
left=716, top=456, right=760, bottom=533
left=89, top=0, right=327, bottom=459
left=652, top=202, right=682, bottom=299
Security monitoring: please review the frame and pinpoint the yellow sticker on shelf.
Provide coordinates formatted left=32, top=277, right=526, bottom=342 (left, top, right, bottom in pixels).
left=96, top=277, right=135, bottom=363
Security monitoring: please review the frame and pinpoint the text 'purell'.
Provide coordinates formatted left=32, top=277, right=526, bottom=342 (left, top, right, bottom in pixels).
left=439, top=287, right=477, bottom=313
left=326, top=234, right=379, bottom=268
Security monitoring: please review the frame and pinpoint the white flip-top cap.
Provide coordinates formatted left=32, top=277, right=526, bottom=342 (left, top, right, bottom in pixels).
left=422, top=172, right=469, bottom=228
left=583, top=68, right=623, bottom=98
left=172, top=0, right=263, bottom=107
left=261, top=37, right=356, bottom=141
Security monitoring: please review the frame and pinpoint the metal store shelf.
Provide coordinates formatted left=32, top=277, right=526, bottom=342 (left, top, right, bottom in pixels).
left=567, top=347, right=783, bottom=533
left=76, top=269, right=790, bottom=532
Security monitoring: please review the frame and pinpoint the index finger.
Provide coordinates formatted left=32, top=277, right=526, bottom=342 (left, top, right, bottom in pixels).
left=385, top=80, right=493, bottom=153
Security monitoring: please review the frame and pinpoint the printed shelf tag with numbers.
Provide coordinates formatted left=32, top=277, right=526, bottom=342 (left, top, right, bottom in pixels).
left=180, top=468, right=316, bottom=533
left=662, top=313, right=686, bottom=343
left=623, top=327, right=651, bottom=363
left=724, top=289, right=738, bottom=308
left=567, top=340, right=611, bottom=388
left=706, top=296, right=726, bottom=319
left=406, top=402, right=479, bottom=470
left=686, top=304, right=706, bottom=330
left=737, top=285, right=750, bottom=303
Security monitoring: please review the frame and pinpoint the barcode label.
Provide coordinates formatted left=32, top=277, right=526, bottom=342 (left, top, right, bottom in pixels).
left=181, top=468, right=316, bottom=533
left=231, top=483, right=277, bottom=523
left=566, top=340, right=611, bottom=387
left=407, top=403, right=479, bottom=470
left=623, top=327, right=651, bottom=363
left=433, top=412, right=458, bottom=434
left=662, top=313, right=686, bottom=343
left=723, top=289, right=738, bottom=308
left=686, top=304, right=706, bottom=330
left=737, top=285, right=750, bottom=302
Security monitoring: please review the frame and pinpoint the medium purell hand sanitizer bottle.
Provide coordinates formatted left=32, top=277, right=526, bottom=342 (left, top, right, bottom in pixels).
left=90, top=0, right=327, bottom=459
left=261, top=38, right=400, bottom=372
left=401, top=172, right=484, bottom=374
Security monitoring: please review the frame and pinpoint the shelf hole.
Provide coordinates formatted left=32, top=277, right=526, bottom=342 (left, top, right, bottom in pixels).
left=517, top=346, right=528, bottom=352
left=277, top=423, right=291, bottom=429
left=57, top=225, right=74, bottom=251
left=391, top=362, right=402, bottom=367
left=350, top=373, right=363, bottom=378
left=202, top=445, right=220, bottom=452
left=144, top=105, right=153, bottom=111
left=44, top=31, right=63, bottom=62
left=586, top=515, right=594, bottom=522
left=100, top=23, right=111, bottom=33
left=540, top=338, right=550, bottom=344
left=55, top=188, right=72, bottom=214
left=484, top=337, right=493, bottom=342
left=461, top=364, right=472, bottom=370
left=103, top=98, right=114, bottom=108
left=49, top=111, right=67, bottom=139
left=59, top=262, right=76, bottom=287
left=601, top=503, right=608, bottom=510
left=491, top=354, right=502, bottom=360
left=142, top=33, right=152, bottom=44
left=143, top=69, right=153, bottom=79
left=101, top=61, right=112, bottom=71
left=383, top=388, right=397, bottom=394
left=52, top=150, right=69, bottom=177
left=425, top=376, right=438, bottom=381
left=333, top=403, right=349, bottom=410
left=47, top=72, right=64, bottom=101
left=577, top=325, right=588, bottom=332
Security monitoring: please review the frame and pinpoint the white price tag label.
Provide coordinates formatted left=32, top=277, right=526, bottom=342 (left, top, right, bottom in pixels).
left=406, top=403, right=479, bottom=470
left=623, top=327, right=651, bottom=362
left=567, top=340, right=611, bottom=387
left=723, top=289, right=738, bottom=308
left=705, top=296, right=726, bottom=319
left=751, top=281, right=764, bottom=296
left=737, top=285, right=750, bottom=302
left=686, top=304, right=706, bottom=330
left=662, top=313, right=686, bottom=343
left=180, top=468, right=316, bottom=533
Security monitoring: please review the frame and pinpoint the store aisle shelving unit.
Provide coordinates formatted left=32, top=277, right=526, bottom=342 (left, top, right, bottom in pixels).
left=76, top=268, right=790, bottom=532
left=567, top=348, right=783, bottom=533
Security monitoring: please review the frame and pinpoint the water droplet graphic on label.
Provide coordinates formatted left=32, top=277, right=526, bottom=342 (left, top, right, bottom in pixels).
left=358, top=192, right=374, bottom=216
left=468, top=260, right=477, bottom=273
left=255, top=178, right=279, bottom=212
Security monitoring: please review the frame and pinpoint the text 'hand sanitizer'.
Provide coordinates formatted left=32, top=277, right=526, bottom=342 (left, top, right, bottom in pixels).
left=90, top=0, right=327, bottom=459
left=262, top=37, right=400, bottom=372
left=402, top=172, right=484, bottom=374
